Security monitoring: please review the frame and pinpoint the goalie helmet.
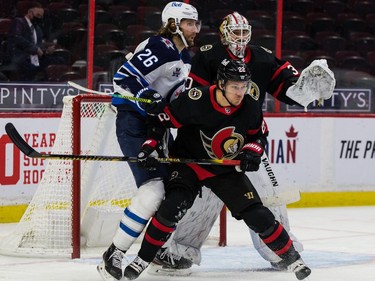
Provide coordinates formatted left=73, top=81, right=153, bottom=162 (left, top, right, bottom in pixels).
left=217, top=59, right=251, bottom=85
left=161, top=2, right=201, bottom=47
left=219, top=12, right=252, bottom=58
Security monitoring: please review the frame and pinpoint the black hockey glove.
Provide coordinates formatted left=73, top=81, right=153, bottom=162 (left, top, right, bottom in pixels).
left=235, top=141, right=264, bottom=172
left=137, top=139, right=164, bottom=171
left=137, top=88, right=166, bottom=116
left=137, top=116, right=166, bottom=170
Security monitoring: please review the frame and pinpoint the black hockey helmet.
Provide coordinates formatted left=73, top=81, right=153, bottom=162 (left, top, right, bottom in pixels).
left=217, top=59, right=251, bottom=85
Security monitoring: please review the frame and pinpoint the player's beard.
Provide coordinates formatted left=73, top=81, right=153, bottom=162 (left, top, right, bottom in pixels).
left=185, top=36, right=195, bottom=47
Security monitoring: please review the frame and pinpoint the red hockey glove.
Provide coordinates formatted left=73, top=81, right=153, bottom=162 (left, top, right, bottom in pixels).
left=236, top=141, right=264, bottom=172
left=136, top=88, right=165, bottom=116
left=137, top=139, right=163, bottom=171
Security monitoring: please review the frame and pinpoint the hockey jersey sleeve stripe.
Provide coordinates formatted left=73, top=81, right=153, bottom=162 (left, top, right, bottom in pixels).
left=270, top=61, right=290, bottom=81
left=271, top=81, right=286, bottom=99
left=164, top=106, right=183, bottom=128
left=114, top=62, right=149, bottom=87
left=189, top=72, right=210, bottom=86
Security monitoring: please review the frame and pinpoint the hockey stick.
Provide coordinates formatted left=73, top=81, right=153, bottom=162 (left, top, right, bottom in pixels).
left=67, top=81, right=152, bottom=104
left=247, top=155, right=301, bottom=206
left=5, top=123, right=240, bottom=166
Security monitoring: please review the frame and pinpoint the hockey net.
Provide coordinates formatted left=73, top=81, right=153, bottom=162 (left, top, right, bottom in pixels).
left=0, top=94, right=226, bottom=258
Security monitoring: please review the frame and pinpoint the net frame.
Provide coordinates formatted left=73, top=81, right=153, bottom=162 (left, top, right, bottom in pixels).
left=0, top=94, right=226, bottom=259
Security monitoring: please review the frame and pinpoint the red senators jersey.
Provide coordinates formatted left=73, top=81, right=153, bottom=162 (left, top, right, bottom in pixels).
left=159, top=85, right=269, bottom=179
left=189, top=42, right=301, bottom=107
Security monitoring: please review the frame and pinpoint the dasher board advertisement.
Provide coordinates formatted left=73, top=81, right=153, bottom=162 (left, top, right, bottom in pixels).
left=1, top=116, right=374, bottom=206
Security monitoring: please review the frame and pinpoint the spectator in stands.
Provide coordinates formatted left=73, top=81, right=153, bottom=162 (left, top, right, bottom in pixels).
left=6, top=1, right=64, bottom=81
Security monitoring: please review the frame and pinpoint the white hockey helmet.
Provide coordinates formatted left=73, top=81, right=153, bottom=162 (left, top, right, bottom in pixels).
left=162, top=2, right=201, bottom=47
left=219, top=12, right=252, bottom=58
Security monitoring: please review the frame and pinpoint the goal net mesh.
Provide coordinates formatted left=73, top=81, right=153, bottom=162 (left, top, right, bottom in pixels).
left=0, top=95, right=223, bottom=258
left=0, top=95, right=137, bottom=257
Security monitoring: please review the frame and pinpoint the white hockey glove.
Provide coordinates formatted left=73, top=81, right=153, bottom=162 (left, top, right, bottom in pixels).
left=286, top=59, right=336, bottom=110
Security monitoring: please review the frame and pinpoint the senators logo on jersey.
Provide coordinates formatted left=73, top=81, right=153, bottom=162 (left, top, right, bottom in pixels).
left=200, top=127, right=244, bottom=160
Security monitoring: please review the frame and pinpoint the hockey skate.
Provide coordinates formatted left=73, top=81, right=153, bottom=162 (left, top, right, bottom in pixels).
left=123, top=256, right=150, bottom=280
left=97, top=243, right=125, bottom=281
left=270, top=259, right=289, bottom=271
left=287, top=258, right=312, bottom=280
left=148, top=247, right=193, bottom=276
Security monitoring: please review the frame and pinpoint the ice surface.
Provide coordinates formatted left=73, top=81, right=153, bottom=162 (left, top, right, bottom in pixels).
left=0, top=206, right=374, bottom=281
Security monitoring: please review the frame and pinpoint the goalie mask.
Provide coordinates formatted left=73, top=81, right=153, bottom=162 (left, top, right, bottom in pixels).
left=162, top=2, right=201, bottom=48
left=219, top=12, right=252, bottom=58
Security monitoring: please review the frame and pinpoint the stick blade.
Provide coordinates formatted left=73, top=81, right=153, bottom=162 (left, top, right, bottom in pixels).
left=5, top=123, right=41, bottom=157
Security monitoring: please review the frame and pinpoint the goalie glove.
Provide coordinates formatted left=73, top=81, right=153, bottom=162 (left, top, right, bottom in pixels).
left=137, top=139, right=164, bottom=171
left=136, top=88, right=166, bottom=116
left=235, top=141, right=264, bottom=172
left=286, top=59, right=336, bottom=110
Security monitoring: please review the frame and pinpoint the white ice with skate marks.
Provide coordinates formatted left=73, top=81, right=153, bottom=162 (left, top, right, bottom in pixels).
left=0, top=207, right=375, bottom=281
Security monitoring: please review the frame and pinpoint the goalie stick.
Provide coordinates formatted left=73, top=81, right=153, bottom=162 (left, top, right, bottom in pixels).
left=5, top=123, right=240, bottom=166
left=67, top=81, right=152, bottom=104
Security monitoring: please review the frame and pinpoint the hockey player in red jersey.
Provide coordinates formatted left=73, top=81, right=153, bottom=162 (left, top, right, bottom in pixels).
left=123, top=59, right=312, bottom=281
left=151, top=11, right=335, bottom=274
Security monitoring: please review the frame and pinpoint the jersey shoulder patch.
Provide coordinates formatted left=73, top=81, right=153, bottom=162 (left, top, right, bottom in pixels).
left=200, top=44, right=213, bottom=52
left=188, top=88, right=203, bottom=100
left=248, top=81, right=260, bottom=101
left=147, top=36, right=178, bottom=57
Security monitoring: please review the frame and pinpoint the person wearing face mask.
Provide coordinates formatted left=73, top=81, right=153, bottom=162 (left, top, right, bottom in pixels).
left=6, top=1, right=63, bottom=81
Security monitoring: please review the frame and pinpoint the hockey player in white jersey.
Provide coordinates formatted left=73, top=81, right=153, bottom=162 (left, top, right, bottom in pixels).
left=148, top=11, right=335, bottom=275
left=96, top=2, right=201, bottom=281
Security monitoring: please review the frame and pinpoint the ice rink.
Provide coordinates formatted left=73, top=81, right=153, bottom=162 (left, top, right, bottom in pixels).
left=0, top=206, right=374, bottom=281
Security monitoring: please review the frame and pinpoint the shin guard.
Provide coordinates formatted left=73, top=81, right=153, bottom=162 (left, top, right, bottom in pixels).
left=139, top=217, right=175, bottom=262
left=260, top=221, right=300, bottom=264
